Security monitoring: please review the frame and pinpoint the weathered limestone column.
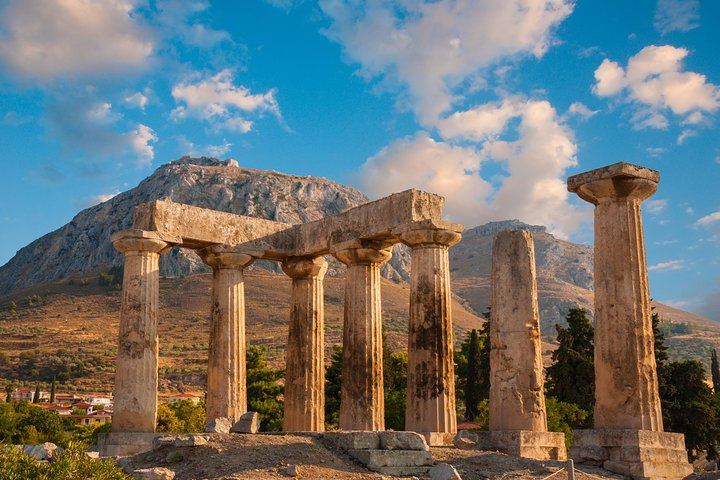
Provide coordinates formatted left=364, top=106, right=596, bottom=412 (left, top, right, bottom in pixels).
left=332, top=241, right=392, bottom=431
left=281, top=256, right=328, bottom=432
left=568, top=163, right=692, bottom=480
left=397, top=223, right=462, bottom=443
left=111, top=229, right=170, bottom=433
left=489, top=230, right=547, bottom=432
left=199, top=246, right=254, bottom=424
left=568, top=163, right=662, bottom=430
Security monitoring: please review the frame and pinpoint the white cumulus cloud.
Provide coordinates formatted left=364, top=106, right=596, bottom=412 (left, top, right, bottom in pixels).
left=697, top=211, right=720, bottom=227
left=171, top=69, right=281, bottom=133
left=0, top=0, right=153, bottom=80
left=319, top=0, right=573, bottom=124
left=593, top=45, right=720, bottom=129
left=648, top=259, right=686, bottom=272
left=359, top=98, right=587, bottom=237
left=646, top=199, right=668, bottom=214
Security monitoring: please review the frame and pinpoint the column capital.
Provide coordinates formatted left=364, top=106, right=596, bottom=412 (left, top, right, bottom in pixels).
left=111, top=229, right=170, bottom=255
left=330, top=240, right=393, bottom=266
left=199, top=245, right=254, bottom=269
left=567, top=162, right=659, bottom=205
left=281, top=256, right=328, bottom=280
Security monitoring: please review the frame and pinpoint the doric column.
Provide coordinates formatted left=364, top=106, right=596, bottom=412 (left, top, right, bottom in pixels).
left=568, top=162, right=663, bottom=431
left=199, top=246, right=254, bottom=424
left=489, top=230, right=547, bottom=432
left=281, top=256, right=328, bottom=432
left=111, top=230, right=170, bottom=432
left=332, top=241, right=392, bottom=431
left=398, top=225, right=462, bottom=437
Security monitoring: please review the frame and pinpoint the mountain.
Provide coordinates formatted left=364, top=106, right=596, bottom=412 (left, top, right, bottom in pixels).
left=0, top=157, right=411, bottom=295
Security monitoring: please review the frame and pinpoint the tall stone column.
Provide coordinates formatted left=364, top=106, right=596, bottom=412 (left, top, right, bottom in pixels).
left=568, top=163, right=691, bottom=480
left=199, top=246, right=254, bottom=424
left=489, top=230, right=547, bottom=432
left=398, top=225, right=461, bottom=442
left=332, top=241, right=392, bottom=431
left=281, top=256, right=328, bottom=432
left=111, top=230, right=170, bottom=433
left=568, top=163, right=662, bottom=430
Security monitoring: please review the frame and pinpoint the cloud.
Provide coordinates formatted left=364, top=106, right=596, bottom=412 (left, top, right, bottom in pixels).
left=697, top=211, right=720, bottom=227
left=124, top=92, right=149, bottom=111
left=677, top=129, right=697, bottom=145
left=155, top=0, right=230, bottom=48
left=648, top=259, right=686, bottom=271
left=177, top=135, right=233, bottom=157
left=593, top=45, right=720, bottom=129
left=319, top=0, right=573, bottom=124
left=45, top=92, right=157, bottom=167
left=645, top=199, right=668, bottom=214
left=31, top=164, right=66, bottom=184
left=566, top=102, right=599, bottom=120
left=171, top=69, right=281, bottom=132
left=75, top=191, right=121, bottom=209
left=0, top=0, right=153, bottom=81
left=646, top=147, right=666, bottom=157
left=3, top=111, right=32, bottom=126
left=654, top=0, right=700, bottom=36
left=358, top=98, right=588, bottom=237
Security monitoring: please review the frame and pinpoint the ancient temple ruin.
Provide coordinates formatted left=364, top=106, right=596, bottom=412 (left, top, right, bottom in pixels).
left=101, top=189, right=463, bottom=455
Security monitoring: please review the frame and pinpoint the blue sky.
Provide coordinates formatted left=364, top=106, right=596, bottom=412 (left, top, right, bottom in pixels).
left=0, top=0, right=718, bottom=319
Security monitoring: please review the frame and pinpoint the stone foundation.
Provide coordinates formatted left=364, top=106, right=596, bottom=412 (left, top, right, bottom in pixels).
left=570, top=429, right=693, bottom=480
left=98, top=432, right=165, bottom=457
left=473, top=430, right=567, bottom=460
left=324, top=431, right=433, bottom=476
left=422, top=431, right=455, bottom=446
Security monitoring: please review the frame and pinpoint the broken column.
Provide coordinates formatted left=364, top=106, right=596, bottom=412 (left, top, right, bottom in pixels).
left=396, top=221, right=462, bottom=445
left=199, top=245, right=254, bottom=425
left=100, top=230, right=170, bottom=456
left=281, top=256, right=328, bottom=432
left=475, top=230, right=566, bottom=460
left=568, top=162, right=692, bottom=479
left=332, top=240, right=392, bottom=431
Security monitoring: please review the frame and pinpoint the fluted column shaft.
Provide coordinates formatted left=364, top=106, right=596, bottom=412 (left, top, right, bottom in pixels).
left=489, top=230, right=547, bottom=432
left=401, top=228, right=461, bottom=435
left=200, top=247, right=254, bottom=424
left=571, top=170, right=663, bottom=431
left=111, top=230, right=169, bottom=433
left=282, top=256, right=328, bottom=432
left=333, top=244, right=392, bottom=431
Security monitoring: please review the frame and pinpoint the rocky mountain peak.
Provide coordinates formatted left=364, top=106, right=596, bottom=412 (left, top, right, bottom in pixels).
left=467, top=219, right=547, bottom=237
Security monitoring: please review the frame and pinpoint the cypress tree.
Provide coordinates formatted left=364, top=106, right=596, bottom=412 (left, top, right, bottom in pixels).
left=478, top=307, right=491, bottom=401
left=711, top=349, right=720, bottom=395
left=463, top=329, right=482, bottom=420
left=50, top=377, right=56, bottom=403
left=546, top=307, right=595, bottom=421
left=33, top=385, right=41, bottom=403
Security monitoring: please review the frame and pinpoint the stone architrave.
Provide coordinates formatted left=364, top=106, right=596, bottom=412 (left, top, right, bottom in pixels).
left=489, top=230, right=547, bottom=432
left=397, top=223, right=462, bottom=442
left=568, top=162, right=662, bottom=430
left=199, top=246, right=254, bottom=424
left=567, top=163, right=692, bottom=479
left=111, top=229, right=170, bottom=433
left=332, top=241, right=392, bottom=431
left=281, top=256, right=328, bottom=432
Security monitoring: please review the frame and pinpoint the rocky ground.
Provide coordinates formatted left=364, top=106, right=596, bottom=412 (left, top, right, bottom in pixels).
left=117, top=433, right=629, bottom=480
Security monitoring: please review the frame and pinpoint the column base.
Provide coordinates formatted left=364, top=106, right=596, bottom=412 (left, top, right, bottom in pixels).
left=420, top=431, right=456, bottom=446
left=570, top=429, right=693, bottom=480
left=98, top=432, right=164, bottom=457
left=474, top=430, right=567, bottom=460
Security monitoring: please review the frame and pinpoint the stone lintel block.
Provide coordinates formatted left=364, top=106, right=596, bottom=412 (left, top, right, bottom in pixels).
left=323, top=431, right=381, bottom=450
left=474, top=431, right=567, bottom=461
left=572, top=429, right=687, bottom=450
left=567, top=162, right=660, bottom=193
left=98, top=432, right=164, bottom=457
left=422, top=432, right=456, bottom=447
left=348, top=449, right=433, bottom=468
left=152, top=434, right=209, bottom=449
left=380, top=431, right=430, bottom=451
left=392, top=219, right=464, bottom=244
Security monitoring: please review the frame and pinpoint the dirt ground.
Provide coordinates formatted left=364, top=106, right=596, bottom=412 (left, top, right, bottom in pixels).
left=118, top=433, right=629, bottom=480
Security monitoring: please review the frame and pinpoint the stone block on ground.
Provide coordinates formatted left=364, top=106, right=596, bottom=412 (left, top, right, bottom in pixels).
left=423, top=432, right=456, bottom=447
left=132, top=467, right=176, bottom=480
left=453, top=431, right=479, bottom=450
left=373, top=466, right=431, bottom=476
left=380, top=431, right=429, bottom=451
left=283, top=464, right=301, bottom=477
left=348, top=449, right=432, bottom=468
left=324, top=431, right=381, bottom=450
left=205, top=417, right=232, bottom=433
left=430, top=463, right=463, bottom=480
left=231, top=411, right=260, bottom=433
left=23, top=442, right=61, bottom=461
left=99, top=432, right=164, bottom=457
left=473, top=431, right=567, bottom=460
